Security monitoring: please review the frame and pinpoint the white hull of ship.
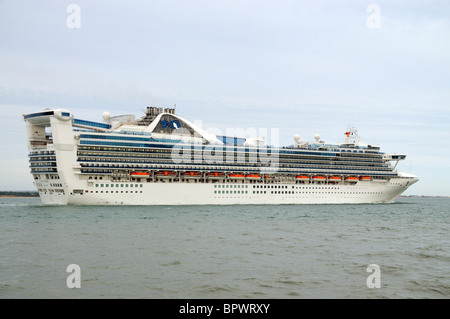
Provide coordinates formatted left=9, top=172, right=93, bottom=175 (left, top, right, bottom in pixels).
left=37, top=177, right=418, bottom=205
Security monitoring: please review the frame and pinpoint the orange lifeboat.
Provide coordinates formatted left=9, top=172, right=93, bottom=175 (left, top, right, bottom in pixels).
left=345, top=176, right=359, bottom=181
left=312, top=176, right=326, bottom=181
left=130, top=171, right=150, bottom=178
left=295, top=175, right=310, bottom=181
left=155, top=171, right=176, bottom=178
left=360, top=176, right=371, bottom=181
left=206, top=172, right=225, bottom=179
left=245, top=174, right=261, bottom=180
left=182, top=171, right=202, bottom=178
left=328, top=176, right=342, bottom=181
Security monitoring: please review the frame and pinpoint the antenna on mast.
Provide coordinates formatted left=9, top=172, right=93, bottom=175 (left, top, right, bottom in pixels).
left=344, top=126, right=360, bottom=145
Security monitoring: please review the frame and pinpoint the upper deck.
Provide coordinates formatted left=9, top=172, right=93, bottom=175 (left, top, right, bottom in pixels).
left=24, top=108, right=405, bottom=179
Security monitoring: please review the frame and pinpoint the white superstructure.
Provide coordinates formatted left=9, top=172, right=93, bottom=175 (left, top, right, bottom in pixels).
left=24, top=107, right=418, bottom=205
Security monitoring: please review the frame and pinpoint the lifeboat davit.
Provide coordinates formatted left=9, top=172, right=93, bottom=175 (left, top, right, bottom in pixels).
left=182, top=171, right=202, bottom=178
left=245, top=174, right=261, bottom=180
left=360, top=176, right=371, bottom=181
left=295, top=175, right=310, bottom=181
left=206, top=172, right=225, bottom=179
left=130, top=171, right=150, bottom=178
left=155, top=171, right=176, bottom=178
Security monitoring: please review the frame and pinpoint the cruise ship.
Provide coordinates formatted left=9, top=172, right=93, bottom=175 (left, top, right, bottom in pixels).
left=23, top=107, right=418, bottom=205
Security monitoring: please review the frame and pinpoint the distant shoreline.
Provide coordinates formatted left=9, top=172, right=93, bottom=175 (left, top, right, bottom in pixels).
left=0, top=192, right=39, bottom=198
left=400, top=195, right=450, bottom=198
left=0, top=196, right=39, bottom=198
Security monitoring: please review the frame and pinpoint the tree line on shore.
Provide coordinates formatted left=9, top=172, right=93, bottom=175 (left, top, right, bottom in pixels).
left=0, top=191, right=39, bottom=197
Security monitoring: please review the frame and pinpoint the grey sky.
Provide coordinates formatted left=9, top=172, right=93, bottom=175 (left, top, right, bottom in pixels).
left=0, top=0, right=449, bottom=195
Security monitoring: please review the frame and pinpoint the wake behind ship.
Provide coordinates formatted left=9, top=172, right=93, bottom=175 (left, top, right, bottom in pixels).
left=23, top=107, right=418, bottom=205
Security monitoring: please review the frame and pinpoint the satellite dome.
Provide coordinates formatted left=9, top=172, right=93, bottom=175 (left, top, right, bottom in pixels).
left=102, top=111, right=111, bottom=122
left=314, top=134, right=320, bottom=142
left=293, top=134, right=300, bottom=143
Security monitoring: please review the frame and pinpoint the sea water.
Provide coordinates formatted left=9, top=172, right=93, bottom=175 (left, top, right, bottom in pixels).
left=0, top=197, right=448, bottom=299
